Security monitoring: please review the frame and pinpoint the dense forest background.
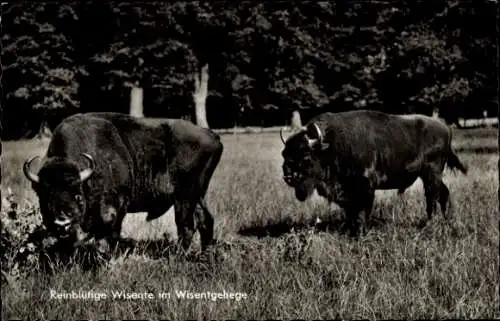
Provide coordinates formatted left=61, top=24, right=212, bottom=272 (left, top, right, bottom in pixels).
left=1, top=1, right=498, bottom=140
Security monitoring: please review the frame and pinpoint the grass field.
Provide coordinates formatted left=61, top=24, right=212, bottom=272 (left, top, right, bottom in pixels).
left=1, top=127, right=499, bottom=319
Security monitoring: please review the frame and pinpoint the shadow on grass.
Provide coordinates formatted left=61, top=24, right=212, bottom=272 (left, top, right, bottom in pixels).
left=111, top=237, right=176, bottom=259
left=237, top=209, right=389, bottom=239
left=454, top=146, right=498, bottom=154
left=34, top=236, right=216, bottom=276
left=5, top=224, right=181, bottom=274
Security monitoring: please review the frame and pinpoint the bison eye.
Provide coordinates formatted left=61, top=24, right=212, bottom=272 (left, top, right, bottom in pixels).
left=75, top=195, right=84, bottom=203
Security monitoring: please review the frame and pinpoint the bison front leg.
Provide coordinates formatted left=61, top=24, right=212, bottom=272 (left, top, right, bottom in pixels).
left=344, top=207, right=361, bottom=237
left=173, top=198, right=196, bottom=254
left=100, top=200, right=128, bottom=249
left=362, top=191, right=375, bottom=227
left=109, top=207, right=127, bottom=248
left=438, top=181, right=452, bottom=220
left=344, top=190, right=375, bottom=237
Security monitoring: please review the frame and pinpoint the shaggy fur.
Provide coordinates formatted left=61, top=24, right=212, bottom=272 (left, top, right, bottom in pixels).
left=25, top=112, right=223, bottom=252
left=281, top=110, right=467, bottom=236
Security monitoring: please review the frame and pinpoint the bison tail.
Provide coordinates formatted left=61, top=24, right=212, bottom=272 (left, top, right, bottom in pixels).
left=447, top=150, right=468, bottom=175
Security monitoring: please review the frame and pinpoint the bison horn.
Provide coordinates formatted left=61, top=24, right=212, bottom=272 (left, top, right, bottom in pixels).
left=312, top=123, right=323, bottom=142
left=305, top=123, right=324, bottom=148
left=23, top=156, right=40, bottom=184
left=280, top=128, right=287, bottom=145
left=79, top=153, right=95, bottom=182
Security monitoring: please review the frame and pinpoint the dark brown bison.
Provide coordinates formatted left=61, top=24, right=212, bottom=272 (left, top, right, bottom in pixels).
left=280, top=110, right=468, bottom=236
left=23, top=112, right=223, bottom=253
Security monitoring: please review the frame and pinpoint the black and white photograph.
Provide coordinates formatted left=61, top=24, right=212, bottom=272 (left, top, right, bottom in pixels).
left=1, top=1, right=499, bottom=320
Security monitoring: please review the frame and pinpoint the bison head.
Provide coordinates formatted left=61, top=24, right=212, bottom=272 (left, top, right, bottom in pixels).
left=23, top=153, right=95, bottom=239
left=280, top=123, right=329, bottom=201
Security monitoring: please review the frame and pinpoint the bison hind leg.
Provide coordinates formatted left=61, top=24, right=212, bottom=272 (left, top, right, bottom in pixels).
left=194, top=199, right=215, bottom=251
left=438, top=181, right=452, bottom=220
left=421, top=170, right=443, bottom=222
left=173, top=198, right=196, bottom=254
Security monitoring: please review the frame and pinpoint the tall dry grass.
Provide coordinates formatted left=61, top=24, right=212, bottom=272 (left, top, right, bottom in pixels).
left=1, top=128, right=498, bottom=319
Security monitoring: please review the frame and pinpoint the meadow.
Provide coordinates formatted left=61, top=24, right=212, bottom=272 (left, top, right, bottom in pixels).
left=1, top=126, right=499, bottom=320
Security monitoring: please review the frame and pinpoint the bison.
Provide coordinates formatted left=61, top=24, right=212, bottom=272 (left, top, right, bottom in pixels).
left=280, top=110, right=468, bottom=236
left=23, top=112, right=223, bottom=253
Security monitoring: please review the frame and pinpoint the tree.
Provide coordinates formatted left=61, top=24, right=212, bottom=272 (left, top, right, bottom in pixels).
left=2, top=3, right=81, bottom=138
left=1, top=1, right=497, bottom=136
left=129, top=86, right=144, bottom=117
left=193, top=64, right=209, bottom=128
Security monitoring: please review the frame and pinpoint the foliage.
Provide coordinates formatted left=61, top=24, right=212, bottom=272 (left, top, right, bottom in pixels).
left=0, top=191, right=52, bottom=280
left=1, top=189, right=111, bottom=283
left=1, top=1, right=497, bottom=137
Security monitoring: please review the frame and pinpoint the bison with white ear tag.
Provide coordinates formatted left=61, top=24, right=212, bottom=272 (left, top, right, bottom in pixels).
left=305, top=123, right=329, bottom=151
left=280, top=110, right=467, bottom=237
left=280, top=122, right=330, bottom=203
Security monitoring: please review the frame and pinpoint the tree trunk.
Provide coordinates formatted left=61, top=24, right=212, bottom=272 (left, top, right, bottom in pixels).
left=36, top=120, right=52, bottom=139
left=483, top=110, right=490, bottom=127
left=432, top=108, right=439, bottom=119
left=129, top=86, right=144, bottom=118
left=193, top=64, right=209, bottom=128
left=291, top=110, right=302, bottom=129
